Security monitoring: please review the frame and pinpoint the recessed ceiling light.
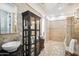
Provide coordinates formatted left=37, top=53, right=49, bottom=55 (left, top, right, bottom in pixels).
left=58, top=16, right=66, bottom=20
left=58, top=7, right=62, bottom=10
left=50, top=17, right=55, bottom=21
left=46, top=16, right=50, bottom=20
left=60, top=13, right=64, bottom=16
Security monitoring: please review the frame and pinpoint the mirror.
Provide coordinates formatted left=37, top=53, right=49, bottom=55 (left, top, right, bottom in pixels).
left=0, top=9, right=17, bottom=34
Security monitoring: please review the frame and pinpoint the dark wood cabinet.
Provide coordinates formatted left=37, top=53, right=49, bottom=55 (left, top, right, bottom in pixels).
left=39, top=38, right=44, bottom=51
left=22, top=11, right=41, bottom=56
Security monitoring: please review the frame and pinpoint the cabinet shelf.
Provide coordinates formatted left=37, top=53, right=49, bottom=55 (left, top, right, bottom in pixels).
left=24, top=40, right=39, bottom=45
left=24, top=29, right=39, bottom=31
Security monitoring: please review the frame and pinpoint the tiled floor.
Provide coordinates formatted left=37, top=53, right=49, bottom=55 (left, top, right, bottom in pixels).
left=39, top=40, right=65, bottom=56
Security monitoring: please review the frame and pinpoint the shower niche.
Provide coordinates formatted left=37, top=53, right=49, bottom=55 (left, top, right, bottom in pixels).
left=22, top=11, right=40, bottom=56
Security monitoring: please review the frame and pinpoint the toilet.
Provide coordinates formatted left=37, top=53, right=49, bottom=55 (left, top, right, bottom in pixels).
left=68, top=39, right=77, bottom=53
left=65, top=39, right=79, bottom=55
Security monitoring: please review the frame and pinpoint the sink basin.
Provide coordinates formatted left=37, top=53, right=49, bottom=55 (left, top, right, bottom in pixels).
left=2, top=41, right=21, bottom=52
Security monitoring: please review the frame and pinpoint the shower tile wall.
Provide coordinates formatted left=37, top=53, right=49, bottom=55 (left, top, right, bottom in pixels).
left=65, top=16, right=75, bottom=46
left=47, top=20, right=66, bottom=42
left=74, top=20, right=79, bottom=43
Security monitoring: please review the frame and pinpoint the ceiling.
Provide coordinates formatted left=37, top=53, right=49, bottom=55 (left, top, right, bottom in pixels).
left=31, top=3, right=79, bottom=20
left=10, top=3, right=79, bottom=20
left=39, top=3, right=79, bottom=17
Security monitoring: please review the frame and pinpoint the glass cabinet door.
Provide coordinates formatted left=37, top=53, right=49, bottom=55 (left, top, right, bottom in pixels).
left=31, top=31, right=35, bottom=36
left=30, top=16, right=36, bottom=56
left=36, top=17, right=40, bottom=30
left=36, top=31, right=40, bottom=54
left=24, top=16, right=29, bottom=29
left=30, top=35, right=35, bottom=56
left=31, top=44, right=35, bottom=56
left=30, top=16, right=35, bottom=29
left=36, top=18, right=40, bottom=55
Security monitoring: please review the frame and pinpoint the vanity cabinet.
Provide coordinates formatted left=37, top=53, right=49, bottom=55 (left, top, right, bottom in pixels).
left=22, top=11, right=41, bottom=56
